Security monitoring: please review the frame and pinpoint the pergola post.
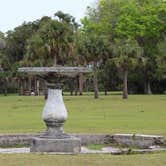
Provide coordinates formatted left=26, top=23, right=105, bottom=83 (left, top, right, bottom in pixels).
left=79, top=72, right=83, bottom=95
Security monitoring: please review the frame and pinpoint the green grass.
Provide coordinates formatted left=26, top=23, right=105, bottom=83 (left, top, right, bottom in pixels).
left=0, top=93, right=166, bottom=165
left=86, top=144, right=104, bottom=150
left=0, top=153, right=166, bottom=166
left=0, top=93, right=166, bottom=137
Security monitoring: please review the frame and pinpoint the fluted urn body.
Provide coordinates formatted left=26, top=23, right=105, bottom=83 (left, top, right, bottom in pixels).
left=42, top=88, right=68, bottom=136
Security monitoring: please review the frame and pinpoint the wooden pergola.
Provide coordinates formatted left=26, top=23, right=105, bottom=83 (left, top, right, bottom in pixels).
left=18, top=67, right=92, bottom=96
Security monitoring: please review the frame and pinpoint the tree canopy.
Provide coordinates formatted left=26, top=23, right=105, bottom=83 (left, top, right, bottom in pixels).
left=0, top=1, right=166, bottom=96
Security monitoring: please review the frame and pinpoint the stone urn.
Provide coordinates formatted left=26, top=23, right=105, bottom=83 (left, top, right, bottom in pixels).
left=18, top=67, right=92, bottom=153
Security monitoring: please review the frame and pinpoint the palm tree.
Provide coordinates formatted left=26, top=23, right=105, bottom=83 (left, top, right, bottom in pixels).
left=111, top=39, right=143, bottom=99
left=0, top=31, right=5, bottom=49
left=25, top=12, right=78, bottom=67
left=78, top=33, right=109, bottom=99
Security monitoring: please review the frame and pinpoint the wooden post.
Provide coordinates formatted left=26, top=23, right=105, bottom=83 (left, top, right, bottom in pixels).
left=74, top=76, right=78, bottom=96
left=79, top=72, right=83, bottom=96
left=34, top=76, right=37, bottom=95
left=19, top=78, right=24, bottom=96
left=37, top=80, right=40, bottom=96
left=28, top=76, right=32, bottom=95
left=70, top=78, right=74, bottom=96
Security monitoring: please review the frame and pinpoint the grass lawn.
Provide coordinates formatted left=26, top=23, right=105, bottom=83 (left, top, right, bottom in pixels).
left=0, top=153, right=166, bottom=166
left=0, top=93, right=165, bottom=136
left=0, top=93, right=166, bottom=165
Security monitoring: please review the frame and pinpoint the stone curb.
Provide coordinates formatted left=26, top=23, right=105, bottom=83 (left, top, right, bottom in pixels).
left=0, top=146, right=166, bottom=155
left=0, top=134, right=109, bottom=147
left=0, top=134, right=165, bottom=148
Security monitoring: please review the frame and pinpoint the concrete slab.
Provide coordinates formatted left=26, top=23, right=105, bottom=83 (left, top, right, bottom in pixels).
left=0, top=146, right=166, bottom=154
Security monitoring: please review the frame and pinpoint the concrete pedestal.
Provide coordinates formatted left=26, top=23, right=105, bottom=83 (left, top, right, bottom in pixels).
left=30, top=136, right=81, bottom=153
left=30, top=87, right=81, bottom=153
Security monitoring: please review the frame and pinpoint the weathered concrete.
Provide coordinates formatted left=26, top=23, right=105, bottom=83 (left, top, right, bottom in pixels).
left=18, top=67, right=93, bottom=153
left=30, top=136, right=81, bottom=153
left=0, top=134, right=36, bottom=147
left=42, top=89, right=67, bottom=125
left=112, top=134, right=165, bottom=148
left=72, top=134, right=111, bottom=145
left=29, top=87, right=81, bottom=153
left=18, top=67, right=92, bottom=78
left=0, top=147, right=30, bottom=154
left=0, top=134, right=111, bottom=147
left=0, top=146, right=166, bottom=155
left=0, top=134, right=165, bottom=149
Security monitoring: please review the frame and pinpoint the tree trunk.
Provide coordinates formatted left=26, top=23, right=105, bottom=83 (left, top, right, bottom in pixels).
left=86, top=79, right=89, bottom=92
left=144, top=80, right=152, bottom=94
left=104, top=89, right=107, bottom=96
left=93, top=61, right=99, bottom=99
left=123, top=69, right=128, bottom=99
left=70, top=90, right=73, bottom=96
left=4, top=79, right=7, bottom=96
left=54, top=55, right=57, bottom=66
left=147, top=80, right=152, bottom=94
left=79, top=72, right=83, bottom=96
left=144, top=81, right=147, bottom=94
left=37, top=80, right=40, bottom=96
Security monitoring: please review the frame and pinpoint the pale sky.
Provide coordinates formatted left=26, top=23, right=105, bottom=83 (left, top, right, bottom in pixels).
left=0, top=0, right=95, bottom=33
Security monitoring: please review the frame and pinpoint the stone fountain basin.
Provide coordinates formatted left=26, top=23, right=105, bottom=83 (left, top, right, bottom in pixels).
left=0, top=134, right=165, bottom=154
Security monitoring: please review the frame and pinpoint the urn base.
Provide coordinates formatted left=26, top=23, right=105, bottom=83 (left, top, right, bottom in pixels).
left=30, top=136, right=81, bottom=153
